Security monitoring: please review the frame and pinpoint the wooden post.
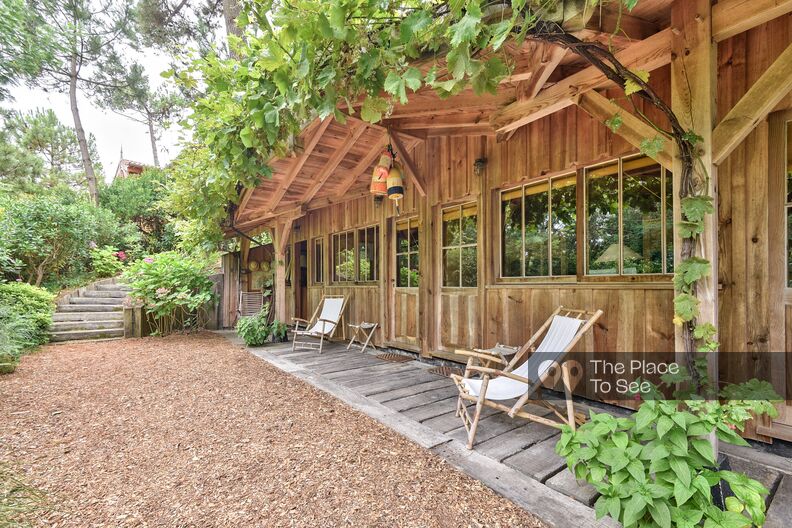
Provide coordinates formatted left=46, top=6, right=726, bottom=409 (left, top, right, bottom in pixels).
left=271, top=219, right=294, bottom=324
left=671, top=0, right=718, bottom=451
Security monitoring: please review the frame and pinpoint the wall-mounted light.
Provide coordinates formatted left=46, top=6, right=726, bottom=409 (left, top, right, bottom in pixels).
left=474, top=158, right=488, bottom=177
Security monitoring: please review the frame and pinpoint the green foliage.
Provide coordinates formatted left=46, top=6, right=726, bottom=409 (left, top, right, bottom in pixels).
left=605, top=112, right=623, bottom=133
left=236, top=306, right=272, bottom=346
left=0, top=190, right=127, bottom=287
left=100, top=167, right=176, bottom=254
left=270, top=320, right=288, bottom=342
left=557, top=379, right=781, bottom=528
left=639, top=135, right=666, bottom=158
left=0, top=0, right=52, bottom=100
left=0, top=282, right=55, bottom=373
left=90, top=246, right=125, bottom=278
left=624, top=69, right=650, bottom=96
left=0, top=463, right=48, bottom=524
left=123, top=252, right=216, bottom=336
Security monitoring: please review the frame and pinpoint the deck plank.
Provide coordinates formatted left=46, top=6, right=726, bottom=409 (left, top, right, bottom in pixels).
left=402, top=397, right=458, bottom=422
left=421, top=407, right=501, bottom=433
left=371, top=379, right=454, bottom=403
left=474, top=415, right=559, bottom=461
left=447, top=412, right=525, bottom=446
left=502, top=437, right=566, bottom=482
left=383, top=387, right=461, bottom=412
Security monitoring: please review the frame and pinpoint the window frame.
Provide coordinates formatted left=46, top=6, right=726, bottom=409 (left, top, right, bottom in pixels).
left=441, top=202, right=479, bottom=289
left=498, top=172, right=578, bottom=280
left=312, top=236, right=324, bottom=285
left=395, top=216, right=420, bottom=289
left=331, top=230, right=356, bottom=284
left=356, top=224, right=380, bottom=283
left=583, top=154, right=672, bottom=278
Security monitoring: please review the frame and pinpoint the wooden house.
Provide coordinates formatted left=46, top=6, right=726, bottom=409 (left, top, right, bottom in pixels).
left=224, top=0, right=792, bottom=442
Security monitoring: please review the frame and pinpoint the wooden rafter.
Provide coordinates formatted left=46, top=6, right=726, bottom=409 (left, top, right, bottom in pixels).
left=335, top=132, right=387, bottom=198
left=490, top=28, right=671, bottom=135
left=515, top=44, right=567, bottom=100
left=575, top=90, right=673, bottom=169
left=712, top=0, right=792, bottom=42
left=264, top=116, right=333, bottom=214
left=389, top=129, right=426, bottom=197
left=712, top=40, right=792, bottom=165
left=299, top=122, right=368, bottom=205
left=276, top=218, right=294, bottom=255
left=584, top=7, right=659, bottom=40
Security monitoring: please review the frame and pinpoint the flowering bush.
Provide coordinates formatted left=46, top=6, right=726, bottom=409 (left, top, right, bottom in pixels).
left=90, top=245, right=125, bottom=278
left=123, top=252, right=215, bottom=336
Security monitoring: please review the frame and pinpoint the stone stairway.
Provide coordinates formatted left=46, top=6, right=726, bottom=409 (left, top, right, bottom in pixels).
left=50, top=279, right=129, bottom=342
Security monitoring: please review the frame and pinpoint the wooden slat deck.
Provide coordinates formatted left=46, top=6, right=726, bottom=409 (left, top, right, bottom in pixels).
left=233, top=336, right=792, bottom=526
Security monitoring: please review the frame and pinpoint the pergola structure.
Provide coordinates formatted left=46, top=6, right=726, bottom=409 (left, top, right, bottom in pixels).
left=226, top=0, right=792, bottom=442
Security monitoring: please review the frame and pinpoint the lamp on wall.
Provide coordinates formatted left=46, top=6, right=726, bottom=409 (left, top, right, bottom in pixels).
left=474, top=158, right=488, bottom=177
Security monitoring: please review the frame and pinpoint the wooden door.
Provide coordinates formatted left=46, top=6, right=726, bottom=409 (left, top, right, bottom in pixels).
left=389, top=217, right=421, bottom=349
left=294, top=240, right=308, bottom=320
left=757, top=110, right=792, bottom=441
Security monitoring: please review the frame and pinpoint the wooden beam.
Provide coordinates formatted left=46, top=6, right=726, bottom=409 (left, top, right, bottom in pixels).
left=712, top=40, right=792, bottom=164
left=671, top=0, right=719, bottom=395
left=240, top=236, right=251, bottom=271
left=585, top=7, right=659, bottom=40
left=266, top=116, right=333, bottom=213
left=389, top=130, right=427, bottom=197
left=513, top=44, right=567, bottom=99
left=490, top=28, right=671, bottom=135
left=575, top=90, right=674, bottom=169
left=276, top=218, right=294, bottom=255
left=335, top=132, right=387, bottom=197
left=712, top=0, right=792, bottom=42
left=299, top=122, right=368, bottom=205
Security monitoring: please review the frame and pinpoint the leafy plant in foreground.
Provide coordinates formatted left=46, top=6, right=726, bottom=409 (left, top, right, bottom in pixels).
left=557, top=377, right=781, bottom=528
left=236, top=305, right=272, bottom=347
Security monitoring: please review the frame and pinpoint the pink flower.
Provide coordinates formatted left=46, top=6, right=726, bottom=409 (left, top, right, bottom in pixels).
left=15, top=278, right=22, bottom=282
left=116, top=251, right=127, bottom=261
left=155, top=287, right=170, bottom=297
left=633, top=393, right=642, bottom=402
left=143, top=257, right=154, bottom=264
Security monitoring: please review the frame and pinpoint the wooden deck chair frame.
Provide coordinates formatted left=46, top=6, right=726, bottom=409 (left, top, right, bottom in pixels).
left=238, top=290, right=265, bottom=318
left=290, top=295, right=348, bottom=354
left=451, top=306, right=603, bottom=449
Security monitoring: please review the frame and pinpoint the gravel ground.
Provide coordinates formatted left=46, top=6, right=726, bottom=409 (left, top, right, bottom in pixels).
left=0, top=333, right=546, bottom=527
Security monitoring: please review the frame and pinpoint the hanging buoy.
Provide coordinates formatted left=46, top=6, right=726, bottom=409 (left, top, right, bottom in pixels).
left=370, top=149, right=391, bottom=196
left=387, top=163, right=404, bottom=201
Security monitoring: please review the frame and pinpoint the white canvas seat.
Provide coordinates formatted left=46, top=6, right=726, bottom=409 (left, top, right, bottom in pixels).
left=290, top=295, right=347, bottom=353
left=451, top=306, right=603, bottom=449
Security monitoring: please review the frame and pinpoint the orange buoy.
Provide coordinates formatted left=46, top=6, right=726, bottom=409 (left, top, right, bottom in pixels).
left=370, top=164, right=388, bottom=195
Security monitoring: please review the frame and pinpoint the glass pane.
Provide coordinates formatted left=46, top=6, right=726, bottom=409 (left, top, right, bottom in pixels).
left=551, top=176, right=577, bottom=276
left=461, top=246, right=477, bottom=287
left=335, top=232, right=354, bottom=281
left=410, top=252, right=419, bottom=288
left=396, top=225, right=408, bottom=253
left=524, top=182, right=549, bottom=277
left=443, top=247, right=460, bottom=287
left=461, top=204, right=478, bottom=244
left=666, top=173, right=674, bottom=274
left=314, top=240, right=323, bottom=283
left=622, top=157, right=663, bottom=274
left=586, top=161, right=619, bottom=275
left=787, top=122, right=792, bottom=203
left=408, top=223, right=419, bottom=252
left=442, top=209, right=461, bottom=246
left=397, top=254, right=409, bottom=287
left=501, top=189, right=522, bottom=277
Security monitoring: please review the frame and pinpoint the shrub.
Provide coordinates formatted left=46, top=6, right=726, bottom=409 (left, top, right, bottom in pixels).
left=123, top=252, right=215, bottom=336
left=90, top=245, right=125, bottom=278
left=270, top=320, right=288, bottom=342
left=236, top=306, right=272, bottom=346
left=0, top=282, right=55, bottom=346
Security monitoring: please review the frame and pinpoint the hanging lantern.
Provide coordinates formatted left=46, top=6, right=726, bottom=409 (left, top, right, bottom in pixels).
left=370, top=149, right=391, bottom=196
left=387, top=163, right=404, bottom=201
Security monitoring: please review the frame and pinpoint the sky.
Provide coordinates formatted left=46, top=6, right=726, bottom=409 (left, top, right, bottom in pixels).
left=5, top=49, right=185, bottom=184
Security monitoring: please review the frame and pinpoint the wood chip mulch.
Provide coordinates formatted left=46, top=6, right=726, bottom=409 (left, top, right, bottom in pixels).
left=0, top=332, right=546, bottom=527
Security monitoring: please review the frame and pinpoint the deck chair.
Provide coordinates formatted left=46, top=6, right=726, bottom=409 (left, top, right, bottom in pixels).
left=291, top=295, right=348, bottom=354
left=451, top=306, right=603, bottom=449
left=238, top=291, right=265, bottom=318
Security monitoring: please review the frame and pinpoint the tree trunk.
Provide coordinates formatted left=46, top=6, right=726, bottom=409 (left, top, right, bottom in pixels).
left=69, top=55, right=99, bottom=204
left=222, top=0, right=242, bottom=39
left=147, top=113, right=160, bottom=167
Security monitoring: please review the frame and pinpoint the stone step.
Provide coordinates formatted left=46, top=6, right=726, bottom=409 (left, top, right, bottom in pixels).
left=52, top=311, right=123, bottom=322
left=50, top=327, right=124, bottom=342
left=95, top=283, right=131, bottom=291
left=81, top=290, right=127, bottom=298
left=57, top=304, right=122, bottom=313
left=68, top=297, right=125, bottom=305
left=51, top=320, right=124, bottom=332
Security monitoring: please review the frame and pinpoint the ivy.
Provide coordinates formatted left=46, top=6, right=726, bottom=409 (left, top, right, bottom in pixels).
left=605, top=112, right=623, bottom=133
left=639, top=135, right=665, bottom=158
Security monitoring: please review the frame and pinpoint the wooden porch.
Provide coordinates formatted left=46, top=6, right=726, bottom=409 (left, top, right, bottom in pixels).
left=224, top=333, right=792, bottom=528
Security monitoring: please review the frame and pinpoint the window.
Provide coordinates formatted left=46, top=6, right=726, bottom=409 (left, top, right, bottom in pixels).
left=585, top=155, right=673, bottom=276
left=786, top=121, right=792, bottom=286
left=331, top=226, right=380, bottom=283
left=442, top=203, right=478, bottom=287
left=396, top=218, right=419, bottom=287
left=357, top=226, right=379, bottom=282
left=313, top=237, right=324, bottom=284
left=332, top=231, right=355, bottom=282
left=501, top=174, right=577, bottom=278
